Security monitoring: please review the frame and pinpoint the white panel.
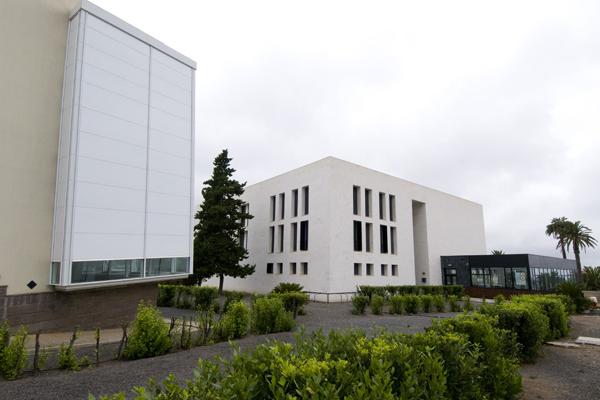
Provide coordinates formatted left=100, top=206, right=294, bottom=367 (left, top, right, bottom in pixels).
left=148, top=149, right=190, bottom=177
left=147, top=170, right=190, bottom=197
left=149, top=129, right=191, bottom=158
left=72, top=233, right=144, bottom=260
left=151, top=60, right=191, bottom=91
left=83, top=46, right=149, bottom=87
left=76, top=181, right=145, bottom=212
left=78, top=131, right=147, bottom=169
left=79, top=107, right=147, bottom=147
left=74, top=207, right=145, bottom=235
left=80, top=82, right=148, bottom=124
left=152, top=78, right=191, bottom=105
left=146, top=213, right=189, bottom=235
left=151, top=91, right=191, bottom=120
left=153, top=50, right=192, bottom=78
left=145, top=235, right=189, bottom=258
left=149, top=109, right=191, bottom=139
left=82, top=63, right=149, bottom=103
left=147, top=192, right=190, bottom=215
left=76, top=156, right=147, bottom=191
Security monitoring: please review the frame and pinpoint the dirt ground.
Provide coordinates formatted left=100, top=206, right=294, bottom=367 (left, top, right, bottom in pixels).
left=521, top=314, right=600, bottom=400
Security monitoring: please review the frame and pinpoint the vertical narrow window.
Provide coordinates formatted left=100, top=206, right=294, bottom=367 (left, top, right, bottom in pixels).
left=365, top=223, right=373, bottom=252
left=301, top=262, right=308, bottom=275
left=379, top=192, right=386, bottom=220
left=380, top=225, right=388, bottom=253
left=269, top=226, right=275, bottom=253
left=354, top=263, right=362, bottom=276
left=365, top=189, right=372, bottom=217
left=381, top=264, right=388, bottom=276
left=240, top=204, right=248, bottom=250
left=267, top=263, right=274, bottom=274
left=279, top=193, right=285, bottom=219
left=300, top=221, right=309, bottom=251
left=270, top=195, right=276, bottom=221
left=302, top=186, right=309, bottom=215
left=391, top=264, right=398, bottom=276
left=292, top=189, right=298, bottom=217
left=353, top=185, right=361, bottom=215
left=290, top=262, right=297, bottom=274
left=390, top=227, right=397, bottom=254
left=278, top=225, right=284, bottom=252
left=389, top=195, right=396, bottom=222
left=366, top=263, right=373, bottom=276
left=277, top=263, right=283, bottom=274
left=353, top=221, right=362, bottom=251
left=291, top=222, right=298, bottom=252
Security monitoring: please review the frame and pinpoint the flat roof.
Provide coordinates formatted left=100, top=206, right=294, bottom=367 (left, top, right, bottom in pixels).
left=70, top=0, right=196, bottom=69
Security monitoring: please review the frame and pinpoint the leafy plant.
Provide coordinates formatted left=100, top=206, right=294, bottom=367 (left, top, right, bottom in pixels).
left=583, top=266, right=600, bottom=290
left=494, top=294, right=506, bottom=305
left=270, top=291, right=308, bottom=318
left=0, top=326, right=28, bottom=380
left=352, top=295, right=369, bottom=315
left=512, top=295, right=568, bottom=339
left=157, top=284, right=177, bottom=307
left=123, top=302, right=172, bottom=360
left=370, top=294, right=384, bottom=315
left=433, top=295, right=445, bottom=312
left=217, top=300, right=250, bottom=339
left=421, top=294, right=433, bottom=312
left=58, top=327, right=81, bottom=371
left=404, top=294, right=420, bottom=314
left=271, top=282, right=304, bottom=293
left=448, top=295, right=461, bottom=312
left=389, top=295, right=404, bottom=314
left=557, top=282, right=590, bottom=313
left=463, top=295, right=473, bottom=311
left=251, top=297, right=293, bottom=334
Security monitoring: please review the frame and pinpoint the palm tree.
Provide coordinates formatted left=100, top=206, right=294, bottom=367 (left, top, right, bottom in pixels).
left=545, top=217, right=570, bottom=259
left=563, top=221, right=597, bottom=282
left=583, top=266, right=600, bottom=290
left=491, top=250, right=505, bottom=255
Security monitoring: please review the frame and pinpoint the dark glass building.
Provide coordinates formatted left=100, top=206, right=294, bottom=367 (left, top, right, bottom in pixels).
left=441, top=254, right=577, bottom=295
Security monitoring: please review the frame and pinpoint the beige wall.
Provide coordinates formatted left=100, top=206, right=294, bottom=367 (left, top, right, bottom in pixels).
left=0, top=0, right=77, bottom=295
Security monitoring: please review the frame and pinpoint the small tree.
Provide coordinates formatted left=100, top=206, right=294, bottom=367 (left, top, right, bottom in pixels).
left=545, top=217, right=570, bottom=259
left=563, top=221, right=597, bottom=282
left=194, top=150, right=254, bottom=294
left=491, top=250, right=505, bottom=255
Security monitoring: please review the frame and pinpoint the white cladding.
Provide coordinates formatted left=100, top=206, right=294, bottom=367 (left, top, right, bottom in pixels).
left=51, top=3, right=195, bottom=287
left=213, top=157, right=486, bottom=295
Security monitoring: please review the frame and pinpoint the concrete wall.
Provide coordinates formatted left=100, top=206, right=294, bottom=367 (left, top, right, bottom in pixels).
left=0, top=0, right=78, bottom=295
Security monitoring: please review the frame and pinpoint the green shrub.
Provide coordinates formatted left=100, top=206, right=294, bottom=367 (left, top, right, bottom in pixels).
left=389, top=295, right=404, bottom=314
left=357, top=285, right=464, bottom=298
left=0, top=326, right=28, bottom=380
left=370, top=294, right=384, bottom=315
left=544, top=293, right=575, bottom=314
left=58, top=344, right=79, bottom=371
left=494, top=294, right=506, bottom=305
left=433, top=295, right=445, bottom=312
left=352, top=295, right=369, bottom=314
left=463, top=295, right=473, bottom=311
left=222, top=290, right=245, bottom=313
left=191, top=286, right=219, bottom=310
left=404, top=294, right=420, bottom=314
left=123, top=302, right=172, bottom=360
left=270, top=291, right=308, bottom=318
left=252, top=297, right=294, bottom=334
left=557, top=282, right=590, bottom=313
left=512, top=295, right=569, bottom=339
left=482, top=301, right=549, bottom=362
left=217, top=300, right=250, bottom=340
left=157, top=284, right=177, bottom=307
left=271, top=282, right=304, bottom=293
left=421, top=294, right=433, bottom=312
left=448, top=295, right=461, bottom=312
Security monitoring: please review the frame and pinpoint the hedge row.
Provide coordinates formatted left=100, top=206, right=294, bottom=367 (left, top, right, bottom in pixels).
left=94, top=312, right=523, bottom=400
left=353, top=294, right=471, bottom=315
left=357, top=285, right=464, bottom=299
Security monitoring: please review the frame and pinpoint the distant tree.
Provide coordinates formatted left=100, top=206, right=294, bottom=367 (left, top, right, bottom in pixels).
left=193, top=150, right=254, bottom=294
left=563, top=221, right=597, bottom=283
left=491, top=250, right=505, bottom=255
left=583, top=266, right=600, bottom=290
left=545, top=217, right=570, bottom=259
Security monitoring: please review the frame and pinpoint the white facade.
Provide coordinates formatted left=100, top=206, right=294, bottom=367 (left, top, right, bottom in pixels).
left=51, top=1, right=196, bottom=290
left=217, top=157, right=486, bottom=295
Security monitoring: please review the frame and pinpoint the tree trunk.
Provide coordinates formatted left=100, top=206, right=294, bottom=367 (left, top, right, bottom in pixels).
left=218, top=274, right=224, bottom=295
left=574, top=242, right=582, bottom=283
left=561, top=243, right=567, bottom=259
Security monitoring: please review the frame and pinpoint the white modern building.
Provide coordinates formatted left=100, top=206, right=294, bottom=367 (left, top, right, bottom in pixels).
left=218, top=157, right=486, bottom=296
left=0, top=0, right=195, bottom=330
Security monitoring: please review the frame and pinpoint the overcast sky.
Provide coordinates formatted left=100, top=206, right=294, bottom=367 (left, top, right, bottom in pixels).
left=95, top=0, right=600, bottom=265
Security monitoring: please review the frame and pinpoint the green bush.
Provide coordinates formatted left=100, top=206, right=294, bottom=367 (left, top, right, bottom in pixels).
left=222, top=290, right=245, bottom=313
left=463, top=295, right=473, bottom=311
left=58, top=342, right=80, bottom=371
left=270, top=291, right=308, bottom=318
left=352, top=295, right=369, bottom=314
left=512, top=295, right=569, bottom=339
left=433, top=295, right=445, bottom=312
left=0, top=326, right=28, bottom=380
left=448, top=295, right=461, bottom=312
left=481, top=301, right=549, bottom=362
left=191, top=286, right=219, bottom=310
left=123, top=302, right=172, bottom=360
left=370, top=294, right=384, bottom=315
left=404, top=294, right=420, bottom=314
left=357, top=285, right=464, bottom=298
left=494, top=294, right=506, bottom=305
left=217, top=300, right=250, bottom=340
left=557, top=282, right=590, bottom=313
left=421, top=294, right=433, bottom=312
left=271, top=282, right=304, bottom=293
left=157, top=284, right=177, bottom=307
left=252, top=297, right=294, bottom=334
left=389, top=295, right=404, bottom=314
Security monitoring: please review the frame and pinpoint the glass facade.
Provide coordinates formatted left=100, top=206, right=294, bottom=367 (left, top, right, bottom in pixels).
left=72, top=259, right=143, bottom=283
left=530, top=267, right=576, bottom=291
left=146, top=257, right=189, bottom=277
left=51, top=262, right=61, bottom=284
left=469, top=266, right=574, bottom=290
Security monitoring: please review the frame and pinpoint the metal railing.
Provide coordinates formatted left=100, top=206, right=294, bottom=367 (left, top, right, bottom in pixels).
left=303, top=291, right=356, bottom=303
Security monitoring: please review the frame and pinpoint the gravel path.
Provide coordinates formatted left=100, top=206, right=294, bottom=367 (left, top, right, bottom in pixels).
left=0, top=302, right=451, bottom=400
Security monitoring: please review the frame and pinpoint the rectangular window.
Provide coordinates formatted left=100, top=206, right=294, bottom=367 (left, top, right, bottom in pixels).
left=279, top=193, right=285, bottom=219
left=354, top=263, right=362, bottom=276
left=301, top=262, right=308, bottom=275
left=390, top=227, right=397, bottom=254
left=290, top=262, right=297, bottom=275
left=292, top=189, right=299, bottom=217
left=291, top=222, right=298, bottom=251
left=270, top=195, right=276, bottom=221
left=240, top=204, right=249, bottom=250
left=391, top=264, right=398, bottom=276
left=145, top=258, right=187, bottom=277
left=277, top=263, right=283, bottom=274
left=302, top=186, right=309, bottom=215
left=70, top=259, right=141, bottom=283
left=444, top=268, right=457, bottom=285
left=380, top=225, right=388, bottom=253
left=365, top=189, right=372, bottom=217
left=267, top=263, right=274, bottom=274
left=365, top=223, right=373, bottom=252
left=379, top=192, right=386, bottom=220
left=278, top=225, right=284, bottom=252
left=50, top=262, right=61, bottom=284
left=366, top=263, right=373, bottom=276
left=353, top=221, right=362, bottom=251
left=269, top=226, right=275, bottom=253
left=389, top=195, right=396, bottom=222
left=353, top=185, right=361, bottom=215
left=381, top=264, right=388, bottom=276
left=300, top=220, right=309, bottom=251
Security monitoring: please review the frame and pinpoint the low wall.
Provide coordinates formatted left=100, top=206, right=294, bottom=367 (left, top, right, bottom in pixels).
left=0, top=283, right=158, bottom=332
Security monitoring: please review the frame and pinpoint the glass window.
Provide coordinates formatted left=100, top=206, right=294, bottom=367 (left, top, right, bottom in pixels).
left=379, top=192, right=386, bottom=219
left=279, top=193, right=285, bottom=219
left=444, top=268, right=457, bottom=285
left=278, top=225, right=284, bottom=252
left=291, top=222, right=298, bottom=251
left=267, top=263, right=274, bottom=274
left=366, top=263, right=373, bottom=276
left=381, top=264, right=388, bottom=276
left=290, top=262, right=297, bottom=274
left=354, top=263, right=362, bottom=276
left=365, top=223, right=373, bottom=252
left=292, top=189, right=298, bottom=217
left=365, top=189, right=372, bottom=217
left=301, top=262, right=308, bottom=275
left=512, top=267, right=528, bottom=289
left=51, top=262, right=61, bottom=284
left=71, top=259, right=145, bottom=283
left=353, top=221, right=362, bottom=251
left=269, top=226, right=275, bottom=253
left=353, top=186, right=361, bottom=215
left=380, top=225, right=388, bottom=253
left=300, top=220, right=309, bottom=251
left=389, top=195, right=396, bottom=221
left=391, top=264, right=398, bottom=276
left=146, top=257, right=188, bottom=277
left=277, top=263, right=283, bottom=274
left=302, top=186, right=309, bottom=215
left=390, top=227, right=397, bottom=254
left=490, top=267, right=506, bottom=288
left=270, top=195, right=276, bottom=221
